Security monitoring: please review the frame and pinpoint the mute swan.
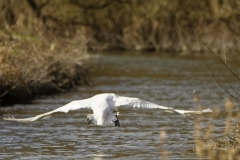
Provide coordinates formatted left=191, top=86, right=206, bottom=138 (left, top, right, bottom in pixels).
left=3, top=93, right=212, bottom=127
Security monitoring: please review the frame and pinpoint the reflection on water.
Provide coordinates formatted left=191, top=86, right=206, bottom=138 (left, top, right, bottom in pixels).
left=1, top=54, right=239, bottom=159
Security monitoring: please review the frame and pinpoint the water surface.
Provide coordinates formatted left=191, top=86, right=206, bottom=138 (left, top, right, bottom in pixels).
left=1, top=54, right=239, bottom=159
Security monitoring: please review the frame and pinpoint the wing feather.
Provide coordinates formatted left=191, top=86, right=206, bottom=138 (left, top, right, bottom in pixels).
left=3, top=98, right=92, bottom=123
left=174, top=108, right=212, bottom=115
left=115, top=96, right=172, bottom=110
left=115, top=95, right=212, bottom=115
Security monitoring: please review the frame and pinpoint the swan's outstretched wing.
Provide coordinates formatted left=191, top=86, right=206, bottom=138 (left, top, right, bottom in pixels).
left=115, top=96, right=172, bottom=110
left=3, top=98, right=92, bottom=123
left=174, top=108, right=212, bottom=115
left=115, top=95, right=212, bottom=115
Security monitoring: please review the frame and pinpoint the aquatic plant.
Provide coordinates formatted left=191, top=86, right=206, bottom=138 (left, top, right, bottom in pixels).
left=186, top=38, right=240, bottom=159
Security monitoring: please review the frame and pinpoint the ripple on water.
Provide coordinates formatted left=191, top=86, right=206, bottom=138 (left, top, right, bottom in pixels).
left=1, top=54, right=236, bottom=159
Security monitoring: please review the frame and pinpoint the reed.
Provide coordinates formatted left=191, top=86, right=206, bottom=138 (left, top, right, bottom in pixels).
left=177, top=99, right=240, bottom=159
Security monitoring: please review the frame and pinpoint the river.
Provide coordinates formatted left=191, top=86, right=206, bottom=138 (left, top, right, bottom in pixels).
left=1, top=54, right=239, bottom=159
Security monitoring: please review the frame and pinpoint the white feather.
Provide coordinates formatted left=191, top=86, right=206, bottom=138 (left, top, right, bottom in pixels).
left=3, top=93, right=212, bottom=125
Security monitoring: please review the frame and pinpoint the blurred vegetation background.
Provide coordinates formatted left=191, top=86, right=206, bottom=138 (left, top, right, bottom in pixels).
left=0, top=0, right=240, bottom=104
left=1, top=0, right=240, bottom=53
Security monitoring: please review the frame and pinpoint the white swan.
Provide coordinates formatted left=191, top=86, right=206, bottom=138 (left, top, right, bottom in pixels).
left=3, top=93, right=212, bottom=127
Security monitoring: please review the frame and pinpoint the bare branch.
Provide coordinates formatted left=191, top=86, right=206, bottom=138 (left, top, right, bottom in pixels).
left=223, top=76, right=240, bottom=104
left=0, top=86, right=16, bottom=98
left=202, top=41, right=240, bottom=81
left=231, top=30, right=240, bottom=58
left=207, top=63, right=240, bottom=106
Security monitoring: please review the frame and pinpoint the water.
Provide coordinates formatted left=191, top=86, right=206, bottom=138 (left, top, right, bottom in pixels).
left=1, top=54, right=239, bottom=159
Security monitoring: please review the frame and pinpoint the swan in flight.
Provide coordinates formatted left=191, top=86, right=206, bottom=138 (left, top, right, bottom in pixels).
left=3, top=93, right=212, bottom=127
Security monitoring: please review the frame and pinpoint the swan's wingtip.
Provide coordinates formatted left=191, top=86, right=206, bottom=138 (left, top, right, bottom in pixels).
left=203, top=108, right=213, bottom=112
left=3, top=116, right=16, bottom=121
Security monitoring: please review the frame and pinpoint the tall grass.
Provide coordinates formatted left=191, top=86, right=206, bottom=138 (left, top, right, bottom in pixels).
left=191, top=39, right=240, bottom=159
left=191, top=100, right=240, bottom=160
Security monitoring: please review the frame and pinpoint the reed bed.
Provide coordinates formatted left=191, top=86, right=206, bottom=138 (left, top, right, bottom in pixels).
left=179, top=99, right=240, bottom=160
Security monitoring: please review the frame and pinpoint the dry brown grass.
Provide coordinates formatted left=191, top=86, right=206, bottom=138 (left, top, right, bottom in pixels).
left=186, top=99, right=240, bottom=159
left=0, top=1, right=94, bottom=105
left=0, top=29, right=92, bottom=105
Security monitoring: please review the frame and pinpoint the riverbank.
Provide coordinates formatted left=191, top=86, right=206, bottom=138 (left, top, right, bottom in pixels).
left=1, top=0, right=239, bottom=105
left=0, top=1, right=96, bottom=105
left=0, top=30, right=93, bottom=105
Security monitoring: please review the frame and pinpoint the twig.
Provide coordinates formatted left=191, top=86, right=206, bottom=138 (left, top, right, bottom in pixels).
left=177, top=123, right=185, bottom=139
left=71, top=81, right=81, bottom=91
left=202, top=41, right=240, bottom=81
left=234, top=59, right=240, bottom=67
left=178, top=95, right=187, bottom=110
left=231, top=30, right=240, bottom=58
left=228, top=135, right=239, bottom=148
left=207, top=63, right=240, bottom=107
left=223, top=76, right=240, bottom=103
left=0, top=86, right=16, bottom=98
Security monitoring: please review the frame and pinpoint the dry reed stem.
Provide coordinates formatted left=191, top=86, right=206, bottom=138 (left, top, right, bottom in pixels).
left=159, top=130, right=168, bottom=160
left=190, top=98, right=240, bottom=160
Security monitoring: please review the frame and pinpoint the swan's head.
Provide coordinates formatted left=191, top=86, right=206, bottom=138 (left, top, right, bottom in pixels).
left=86, top=114, right=96, bottom=125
